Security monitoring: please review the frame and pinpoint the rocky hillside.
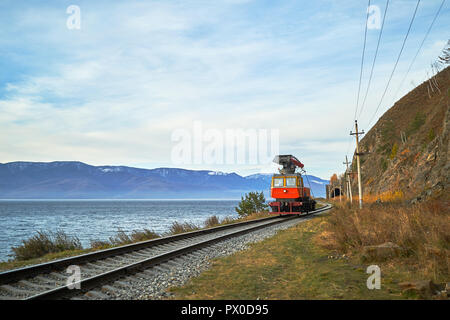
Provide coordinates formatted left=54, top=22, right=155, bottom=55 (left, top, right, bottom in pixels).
left=353, top=66, right=449, bottom=201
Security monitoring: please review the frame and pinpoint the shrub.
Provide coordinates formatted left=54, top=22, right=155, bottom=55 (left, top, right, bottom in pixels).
left=219, top=216, right=236, bottom=225
left=407, top=111, right=426, bottom=136
left=107, top=228, right=159, bottom=246
left=204, top=215, right=220, bottom=228
left=427, top=128, right=436, bottom=142
left=90, top=240, right=111, bottom=249
left=108, top=229, right=133, bottom=245
left=381, top=121, right=395, bottom=141
left=380, top=158, right=388, bottom=171
left=130, top=229, right=159, bottom=242
left=167, top=221, right=199, bottom=235
left=330, top=174, right=338, bottom=184
left=11, top=230, right=82, bottom=261
left=377, top=143, right=392, bottom=156
left=235, top=191, right=268, bottom=217
left=389, top=143, right=398, bottom=160
left=322, top=201, right=450, bottom=280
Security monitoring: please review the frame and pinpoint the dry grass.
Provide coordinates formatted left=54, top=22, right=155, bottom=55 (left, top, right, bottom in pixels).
left=203, top=215, right=220, bottom=228
left=239, top=211, right=272, bottom=221
left=11, top=230, right=82, bottom=261
left=165, top=212, right=271, bottom=235
left=336, top=190, right=405, bottom=204
left=4, top=210, right=272, bottom=268
left=166, top=221, right=200, bottom=235
left=170, top=213, right=402, bottom=300
left=91, top=228, right=160, bottom=248
left=321, top=200, right=450, bottom=281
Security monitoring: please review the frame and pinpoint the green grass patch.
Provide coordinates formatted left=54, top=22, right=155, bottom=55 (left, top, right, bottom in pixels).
left=0, top=248, right=95, bottom=272
left=169, top=214, right=404, bottom=300
left=407, top=111, right=426, bottom=136
left=390, top=143, right=398, bottom=160
left=380, top=158, right=388, bottom=171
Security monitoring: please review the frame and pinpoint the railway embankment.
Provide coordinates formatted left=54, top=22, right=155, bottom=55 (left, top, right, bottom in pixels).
left=0, top=212, right=272, bottom=273
left=0, top=211, right=328, bottom=300
left=169, top=200, right=449, bottom=300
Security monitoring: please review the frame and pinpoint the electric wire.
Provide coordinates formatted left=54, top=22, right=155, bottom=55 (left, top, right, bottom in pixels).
left=358, top=0, right=390, bottom=120
left=354, top=0, right=372, bottom=121
left=366, top=0, right=421, bottom=128
left=346, top=0, right=372, bottom=160
left=390, top=0, right=446, bottom=103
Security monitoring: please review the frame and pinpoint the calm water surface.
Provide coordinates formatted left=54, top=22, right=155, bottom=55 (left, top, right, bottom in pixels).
left=0, top=200, right=239, bottom=262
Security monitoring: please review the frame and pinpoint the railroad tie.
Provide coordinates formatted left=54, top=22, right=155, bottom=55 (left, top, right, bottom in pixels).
left=164, top=260, right=182, bottom=268
left=152, top=265, right=168, bottom=273
left=135, top=271, right=156, bottom=279
left=140, top=269, right=158, bottom=277
left=85, top=290, right=110, bottom=300
left=95, top=260, right=118, bottom=268
left=70, top=296, right=89, bottom=300
left=101, top=285, right=123, bottom=295
left=35, top=275, right=62, bottom=285
left=85, top=262, right=107, bottom=270
left=113, top=280, right=133, bottom=289
left=122, top=253, right=141, bottom=260
left=129, top=251, right=150, bottom=258
left=139, top=249, right=156, bottom=255
left=47, top=272, right=68, bottom=280
left=18, top=280, right=55, bottom=290
left=0, top=295, right=19, bottom=300
left=0, top=284, right=37, bottom=297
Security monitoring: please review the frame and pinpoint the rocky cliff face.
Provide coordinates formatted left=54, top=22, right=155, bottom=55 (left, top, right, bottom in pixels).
left=353, top=66, right=450, bottom=201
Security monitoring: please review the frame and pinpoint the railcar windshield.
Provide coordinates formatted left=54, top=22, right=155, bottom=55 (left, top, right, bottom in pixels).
left=286, top=177, right=297, bottom=187
left=273, top=177, right=284, bottom=187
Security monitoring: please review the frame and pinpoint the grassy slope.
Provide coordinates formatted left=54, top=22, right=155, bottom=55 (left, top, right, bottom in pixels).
left=169, top=212, right=406, bottom=300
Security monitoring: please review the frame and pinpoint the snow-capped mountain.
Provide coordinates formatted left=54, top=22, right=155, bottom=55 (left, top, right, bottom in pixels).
left=0, top=161, right=328, bottom=199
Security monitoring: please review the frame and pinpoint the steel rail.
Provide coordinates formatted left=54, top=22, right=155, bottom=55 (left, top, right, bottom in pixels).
left=1, top=204, right=332, bottom=300
left=0, top=214, right=281, bottom=285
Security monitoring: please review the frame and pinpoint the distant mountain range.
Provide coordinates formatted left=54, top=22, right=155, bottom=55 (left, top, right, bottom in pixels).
left=0, top=161, right=328, bottom=199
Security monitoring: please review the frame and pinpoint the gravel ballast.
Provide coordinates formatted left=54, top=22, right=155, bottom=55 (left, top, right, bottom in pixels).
left=81, top=213, right=325, bottom=300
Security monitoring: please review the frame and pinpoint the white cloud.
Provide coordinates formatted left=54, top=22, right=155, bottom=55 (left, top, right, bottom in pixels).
left=0, top=0, right=448, bottom=179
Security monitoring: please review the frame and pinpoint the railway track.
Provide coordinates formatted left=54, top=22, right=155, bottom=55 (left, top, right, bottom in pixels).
left=0, top=204, right=331, bottom=300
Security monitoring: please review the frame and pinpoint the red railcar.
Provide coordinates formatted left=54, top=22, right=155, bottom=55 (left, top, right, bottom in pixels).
left=268, top=155, right=316, bottom=215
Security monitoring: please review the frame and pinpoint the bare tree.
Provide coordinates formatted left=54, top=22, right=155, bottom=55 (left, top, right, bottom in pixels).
left=437, top=40, right=450, bottom=66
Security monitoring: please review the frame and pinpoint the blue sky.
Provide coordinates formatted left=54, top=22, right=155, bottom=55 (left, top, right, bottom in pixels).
left=0, top=0, right=448, bottom=179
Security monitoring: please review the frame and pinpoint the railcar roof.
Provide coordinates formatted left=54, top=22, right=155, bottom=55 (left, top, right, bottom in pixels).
left=272, top=173, right=302, bottom=177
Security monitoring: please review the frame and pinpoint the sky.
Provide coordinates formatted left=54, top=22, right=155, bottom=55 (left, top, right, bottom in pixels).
left=0, top=0, right=448, bottom=179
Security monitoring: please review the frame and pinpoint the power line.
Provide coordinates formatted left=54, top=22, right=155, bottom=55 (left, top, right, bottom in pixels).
left=358, top=0, right=390, bottom=120
left=390, top=0, right=446, bottom=103
left=345, top=135, right=353, bottom=158
left=302, top=169, right=315, bottom=199
left=366, top=0, right=421, bottom=128
left=354, top=0, right=372, bottom=121
left=346, top=0, right=371, bottom=160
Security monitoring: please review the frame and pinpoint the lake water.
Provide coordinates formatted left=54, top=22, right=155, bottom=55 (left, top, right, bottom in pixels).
left=0, top=200, right=240, bottom=262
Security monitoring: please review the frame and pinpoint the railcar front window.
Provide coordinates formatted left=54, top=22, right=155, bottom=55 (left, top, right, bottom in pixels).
left=273, top=178, right=284, bottom=187
left=286, top=177, right=297, bottom=187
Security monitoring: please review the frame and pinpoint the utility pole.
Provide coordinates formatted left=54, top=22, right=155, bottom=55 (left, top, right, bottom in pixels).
left=347, top=179, right=353, bottom=203
left=343, top=155, right=353, bottom=203
left=350, top=120, right=364, bottom=209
